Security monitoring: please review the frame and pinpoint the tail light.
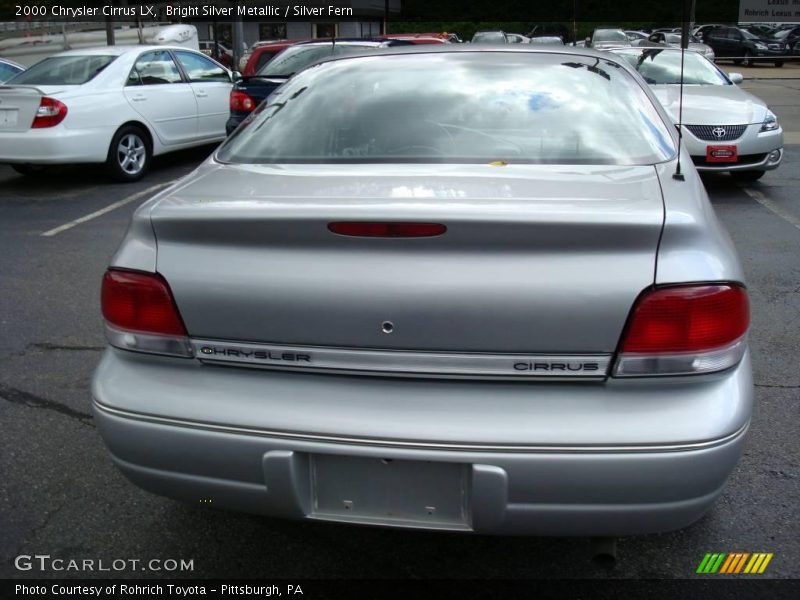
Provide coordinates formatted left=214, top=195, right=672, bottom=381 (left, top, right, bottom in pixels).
left=614, top=284, right=749, bottom=377
left=230, top=90, right=256, bottom=113
left=32, top=97, right=68, bottom=128
left=101, top=269, right=191, bottom=357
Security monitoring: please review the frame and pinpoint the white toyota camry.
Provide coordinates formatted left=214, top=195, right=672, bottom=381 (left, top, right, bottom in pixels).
left=0, top=45, right=233, bottom=181
left=614, top=48, right=783, bottom=181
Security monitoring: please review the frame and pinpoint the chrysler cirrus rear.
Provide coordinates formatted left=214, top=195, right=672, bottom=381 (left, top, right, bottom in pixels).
left=92, top=48, right=752, bottom=536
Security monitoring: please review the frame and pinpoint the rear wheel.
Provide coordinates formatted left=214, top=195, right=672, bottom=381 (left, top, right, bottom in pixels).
left=731, top=170, right=765, bottom=182
left=11, top=164, right=47, bottom=177
left=741, top=50, right=753, bottom=67
left=106, top=125, right=151, bottom=182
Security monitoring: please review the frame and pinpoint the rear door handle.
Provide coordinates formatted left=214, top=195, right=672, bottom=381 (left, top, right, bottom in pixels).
left=194, top=91, right=208, bottom=98
left=131, top=94, right=146, bottom=102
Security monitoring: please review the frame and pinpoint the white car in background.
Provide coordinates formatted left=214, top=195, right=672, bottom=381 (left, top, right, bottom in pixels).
left=615, top=48, right=783, bottom=181
left=0, top=45, right=232, bottom=181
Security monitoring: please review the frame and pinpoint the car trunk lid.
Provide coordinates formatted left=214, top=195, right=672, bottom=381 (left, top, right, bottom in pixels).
left=151, top=162, right=664, bottom=358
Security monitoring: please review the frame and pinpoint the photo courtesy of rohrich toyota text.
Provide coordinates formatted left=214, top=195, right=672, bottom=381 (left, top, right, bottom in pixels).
left=0, top=0, right=798, bottom=598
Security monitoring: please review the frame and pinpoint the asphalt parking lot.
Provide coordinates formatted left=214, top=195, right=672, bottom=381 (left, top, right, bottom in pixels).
left=1, top=78, right=798, bottom=581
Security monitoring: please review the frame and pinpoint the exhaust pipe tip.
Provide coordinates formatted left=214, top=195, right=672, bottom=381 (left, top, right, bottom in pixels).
left=590, top=537, right=618, bottom=569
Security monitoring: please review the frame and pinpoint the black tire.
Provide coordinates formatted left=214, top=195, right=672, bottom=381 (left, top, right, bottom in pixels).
left=741, top=50, right=753, bottom=67
left=774, top=60, right=784, bottom=68
left=105, top=125, right=151, bottom=182
left=11, top=164, right=47, bottom=177
left=731, top=170, right=765, bottom=182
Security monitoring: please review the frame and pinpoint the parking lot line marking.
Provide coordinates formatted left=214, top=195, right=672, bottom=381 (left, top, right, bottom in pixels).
left=741, top=186, right=800, bottom=231
left=40, top=182, right=171, bottom=237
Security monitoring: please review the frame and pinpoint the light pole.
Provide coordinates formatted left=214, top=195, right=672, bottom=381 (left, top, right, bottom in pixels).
left=105, top=0, right=115, bottom=45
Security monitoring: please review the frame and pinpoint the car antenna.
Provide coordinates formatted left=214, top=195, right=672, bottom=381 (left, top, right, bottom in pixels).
left=673, top=0, right=690, bottom=181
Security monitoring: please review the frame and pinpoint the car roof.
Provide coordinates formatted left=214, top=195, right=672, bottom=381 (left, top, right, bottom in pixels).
left=253, top=39, right=306, bottom=48
left=52, top=45, right=202, bottom=57
left=307, top=44, right=634, bottom=68
left=295, top=38, right=389, bottom=46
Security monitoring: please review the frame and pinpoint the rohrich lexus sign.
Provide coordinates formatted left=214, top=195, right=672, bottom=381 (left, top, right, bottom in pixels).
left=739, top=0, right=800, bottom=22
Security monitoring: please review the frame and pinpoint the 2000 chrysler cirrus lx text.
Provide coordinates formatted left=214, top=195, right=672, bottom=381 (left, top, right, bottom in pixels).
left=92, top=47, right=752, bottom=536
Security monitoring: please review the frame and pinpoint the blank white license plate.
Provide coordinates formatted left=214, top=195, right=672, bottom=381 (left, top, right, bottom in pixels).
left=0, top=109, right=18, bottom=128
left=310, top=454, right=470, bottom=529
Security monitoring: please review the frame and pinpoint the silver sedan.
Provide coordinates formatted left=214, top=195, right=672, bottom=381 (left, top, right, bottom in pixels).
left=93, top=46, right=752, bottom=537
left=615, top=47, right=783, bottom=181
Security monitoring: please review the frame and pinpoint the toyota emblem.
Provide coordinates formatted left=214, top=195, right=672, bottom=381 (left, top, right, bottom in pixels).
left=712, top=127, right=727, bottom=139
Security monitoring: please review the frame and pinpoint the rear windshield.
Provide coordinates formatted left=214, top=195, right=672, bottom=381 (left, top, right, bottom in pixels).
left=8, top=55, right=116, bottom=85
left=219, top=52, right=676, bottom=165
left=616, top=49, right=730, bottom=85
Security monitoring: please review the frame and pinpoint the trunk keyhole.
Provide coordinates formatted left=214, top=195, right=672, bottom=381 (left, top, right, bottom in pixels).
left=382, top=321, right=394, bottom=334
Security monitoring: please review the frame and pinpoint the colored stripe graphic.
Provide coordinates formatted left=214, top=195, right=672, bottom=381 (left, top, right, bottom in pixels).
left=701, top=552, right=775, bottom=575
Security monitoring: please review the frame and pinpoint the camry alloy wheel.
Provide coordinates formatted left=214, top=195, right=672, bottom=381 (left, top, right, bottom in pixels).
left=117, top=133, right=146, bottom=175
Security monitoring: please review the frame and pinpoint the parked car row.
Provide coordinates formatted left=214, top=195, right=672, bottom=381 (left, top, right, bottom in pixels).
left=471, top=30, right=564, bottom=45
left=0, top=30, right=785, bottom=182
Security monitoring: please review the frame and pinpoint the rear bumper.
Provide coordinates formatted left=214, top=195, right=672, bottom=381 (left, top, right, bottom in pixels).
left=0, top=126, right=112, bottom=164
left=94, top=401, right=748, bottom=536
left=92, top=348, right=753, bottom=536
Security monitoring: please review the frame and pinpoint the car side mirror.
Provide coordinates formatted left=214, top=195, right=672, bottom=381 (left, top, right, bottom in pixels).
left=231, top=71, right=242, bottom=82
left=728, top=72, right=743, bottom=84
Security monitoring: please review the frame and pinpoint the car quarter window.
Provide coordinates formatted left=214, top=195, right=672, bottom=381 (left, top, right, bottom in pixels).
left=129, top=50, right=183, bottom=85
left=174, top=51, right=229, bottom=82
